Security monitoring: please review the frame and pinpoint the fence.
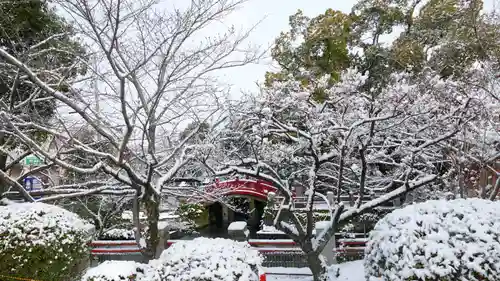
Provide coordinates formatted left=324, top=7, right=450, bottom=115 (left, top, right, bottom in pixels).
left=90, top=235, right=367, bottom=268
left=89, top=240, right=147, bottom=266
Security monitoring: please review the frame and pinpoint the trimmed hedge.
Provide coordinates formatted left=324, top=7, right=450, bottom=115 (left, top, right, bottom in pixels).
left=0, top=202, right=92, bottom=280
left=365, top=199, right=500, bottom=281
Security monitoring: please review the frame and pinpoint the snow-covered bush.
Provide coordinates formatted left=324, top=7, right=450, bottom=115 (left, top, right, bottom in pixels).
left=82, top=261, right=159, bottom=281
left=0, top=202, right=92, bottom=280
left=152, top=237, right=262, bottom=281
left=99, top=228, right=135, bottom=240
left=365, top=199, right=500, bottom=281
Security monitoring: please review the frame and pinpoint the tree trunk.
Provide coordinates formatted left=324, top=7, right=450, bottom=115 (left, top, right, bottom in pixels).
left=300, top=240, right=329, bottom=281
left=143, top=190, right=160, bottom=260
left=0, top=135, right=8, bottom=196
left=458, top=163, right=465, bottom=198
left=0, top=154, right=8, bottom=196
left=132, top=191, right=142, bottom=247
left=306, top=251, right=328, bottom=281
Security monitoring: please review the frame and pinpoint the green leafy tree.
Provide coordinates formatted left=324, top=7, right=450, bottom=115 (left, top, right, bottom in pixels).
left=352, top=0, right=500, bottom=81
left=179, top=121, right=211, bottom=144
left=0, top=0, right=86, bottom=121
left=265, top=9, right=352, bottom=101
left=269, top=0, right=500, bottom=94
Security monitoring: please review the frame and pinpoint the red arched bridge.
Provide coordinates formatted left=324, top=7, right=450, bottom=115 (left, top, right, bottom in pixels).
left=202, top=178, right=278, bottom=201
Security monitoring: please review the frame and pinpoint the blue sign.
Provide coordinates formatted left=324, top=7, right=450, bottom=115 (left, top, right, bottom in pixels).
left=24, top=177, right=42, bottom=199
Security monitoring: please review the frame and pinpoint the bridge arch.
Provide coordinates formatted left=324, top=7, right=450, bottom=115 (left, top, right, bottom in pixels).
left=206, top=178, right=278, bottom=201
left=202, top=178, right=277, bottom=236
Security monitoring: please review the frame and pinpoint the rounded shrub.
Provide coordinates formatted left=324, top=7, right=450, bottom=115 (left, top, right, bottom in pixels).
left=364, top=198, right=500, bottom=281
left=0, top=202, right=92, bottom=280
left=152, top=237, right=262, bottom=281
left=82, top=261, right=159, bottom=281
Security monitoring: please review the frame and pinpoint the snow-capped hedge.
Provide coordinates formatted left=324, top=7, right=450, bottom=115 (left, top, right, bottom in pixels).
left=0, top=202, right=92, bottom=280
left=152, top=237, right=262, bottom=281
left=82, top=261, right=159, bottom=281
left=365, top=199, right=500, bottom=281
left=99, top=228, right=135, bottom=240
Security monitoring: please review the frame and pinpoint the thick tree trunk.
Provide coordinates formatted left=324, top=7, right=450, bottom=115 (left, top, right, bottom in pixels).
left=143, top=191, right=160, bottom=260
left=300, top=240, right=329, bottom=281
left=306, top=251, right=328, bottom=281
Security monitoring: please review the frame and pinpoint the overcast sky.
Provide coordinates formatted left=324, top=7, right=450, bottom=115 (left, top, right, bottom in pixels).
left=211, top=0, right=496, bottom=97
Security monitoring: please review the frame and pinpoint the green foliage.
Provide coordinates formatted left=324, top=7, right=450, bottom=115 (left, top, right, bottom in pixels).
left=1, top=232, right=89, bottom=280
left=295, top=210, right=330, bottom=225
left=0, top=0, right=86, bottom=119
left=266, top=9, right=352, bottom=99
left=155, top=238, right=261, bottom=281
left=268, top=0, right=500, bottom=93
left=175, top=202, right=205, bottom=226
left=365, top=199, right=500, bottom=281
left=338, top=208, right=388, bottom=234
left=0, top=203, right=91, bottom=281
left=0, top=0, right=86, bottom=176
left=180, top=121, right=211, bottom=143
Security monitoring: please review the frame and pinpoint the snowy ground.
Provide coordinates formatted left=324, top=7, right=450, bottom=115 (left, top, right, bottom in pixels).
left=265, top=260, right=366, bottom=281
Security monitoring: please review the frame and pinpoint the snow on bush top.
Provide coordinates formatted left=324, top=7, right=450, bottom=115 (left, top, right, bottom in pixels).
left=364, top=198, right=500, bottom=281
left=82, top=261, right=160, bottom=281
left=0, top=202, right=93, bottom=279
left=153, top=237, right=262, bottom=281
left=100, top=228, right=135, bottom=240
left=0, top=202, right=91, bottom=245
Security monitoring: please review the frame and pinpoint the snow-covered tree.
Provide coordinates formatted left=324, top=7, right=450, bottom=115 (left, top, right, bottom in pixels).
left=0, top=0, right=262, bottom=259
left=205, top=67, right=481, bottom=280
left=442, top=62, right=500, bottom=199
left=365, top=198, right=500, bottom=281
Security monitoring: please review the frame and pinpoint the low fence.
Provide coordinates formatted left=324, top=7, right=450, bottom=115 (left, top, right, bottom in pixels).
left=90, top=236, right=367, bottom=268
left=89, top=240, right=146, bottom=266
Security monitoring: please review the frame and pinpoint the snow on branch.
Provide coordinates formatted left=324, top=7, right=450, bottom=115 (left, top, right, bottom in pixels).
left=0, top=0, right=264, bottom=258
left=205, top=67, right=489, bottom=268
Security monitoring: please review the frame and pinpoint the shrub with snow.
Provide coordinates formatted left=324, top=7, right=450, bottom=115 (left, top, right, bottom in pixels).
left=175, top=202, right=205, bottom=227
left=0, top=202, right=92, bottom=280
left=99, top=228, right=136, bottom=240
left=152, top=237, right=262, bottom=281
left=365, top=198, right=500, bottom=281
left=82, top=261, right=159, bottom=281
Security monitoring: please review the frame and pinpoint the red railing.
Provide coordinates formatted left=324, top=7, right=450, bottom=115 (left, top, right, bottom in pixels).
left=91, top=238, right=367, bottom=255
left=205, top=178, right=278, bottom=201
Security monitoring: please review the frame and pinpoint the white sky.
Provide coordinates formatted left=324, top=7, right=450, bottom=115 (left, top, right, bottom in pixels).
left=210, top=0, right=496, bottom=96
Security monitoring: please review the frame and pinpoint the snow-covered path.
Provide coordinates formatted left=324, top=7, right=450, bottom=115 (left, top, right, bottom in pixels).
left=265, top=260, right=367, bottom=281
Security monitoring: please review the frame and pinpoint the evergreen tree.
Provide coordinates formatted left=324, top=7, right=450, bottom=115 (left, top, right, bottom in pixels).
left=0, top=0, right=86, bottom=193
left=267, top=0, right=500, bottom=94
